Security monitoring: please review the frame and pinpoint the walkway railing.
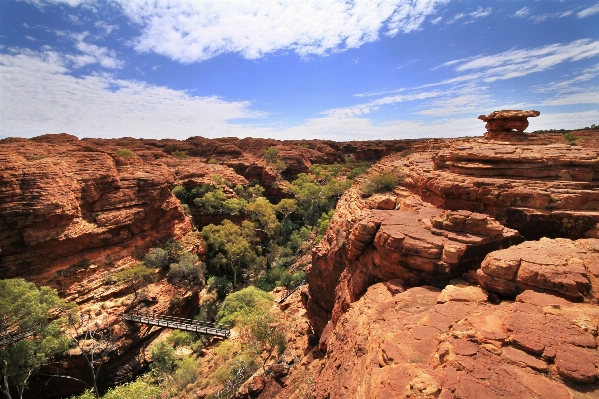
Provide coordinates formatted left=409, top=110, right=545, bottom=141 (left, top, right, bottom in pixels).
left=122, top=312, right=230, bottom=338
left=278, top=280, right=306, bottom=304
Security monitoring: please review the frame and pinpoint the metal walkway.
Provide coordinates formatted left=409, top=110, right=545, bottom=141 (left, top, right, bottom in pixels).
left=122, top=312, right=230, bottom=338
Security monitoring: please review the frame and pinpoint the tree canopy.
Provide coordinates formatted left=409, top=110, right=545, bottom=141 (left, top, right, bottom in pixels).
left=0, top=279, right=71, bottom=399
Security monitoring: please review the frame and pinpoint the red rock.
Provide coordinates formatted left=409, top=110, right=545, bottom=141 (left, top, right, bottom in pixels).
left=476, top=238, right=599, bottom=299
left=502, top=346, right=549, bottom=372
left=555, top=344, right=598, bottom=383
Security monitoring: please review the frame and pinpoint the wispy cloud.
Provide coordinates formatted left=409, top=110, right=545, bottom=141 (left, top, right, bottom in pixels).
left=578, top=3, right=599, bottom=18
left=533, top=63, right=599, bottom=93
left=66, top=32, right=123, bottom=69
left=0, top=48, right=268, bottom=139
left=436, top=39, right=599, bottom=84
left=515, top=7, right=530, bottom=18
left=469, top=7, right=491, bottom=19
left=110, top=0, right=448, bottom=63
left=94, top=21, right=118, bottom=35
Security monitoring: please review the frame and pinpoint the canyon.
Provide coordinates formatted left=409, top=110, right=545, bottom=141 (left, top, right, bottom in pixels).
left=2, top=115, right=599, bottom=398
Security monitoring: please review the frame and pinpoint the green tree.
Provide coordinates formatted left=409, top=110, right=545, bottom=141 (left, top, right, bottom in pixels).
left=201, top=221, right=261, bottom=287
left=150, top=341, right=175, bottom=375
left=168, top=252, right=205, bottom=288
left=114, top=264, right=157, bottom=303
left=0, top=279, right=71, bottom=399
left=238, top=310, right=286, bottom=374
left=216, top=287, right=272, bottom=327
left=143, top=248, right=169, bottom=269
left=246, top=198, right=281, bottom=269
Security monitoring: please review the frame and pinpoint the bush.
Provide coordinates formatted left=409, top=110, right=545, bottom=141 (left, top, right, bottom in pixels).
left=216, top=287, right=272, bottom=326
left=564, top=132, right=578, bottom=145
left=116, top=148, right=135, bottom=158
left=144, top=248, right=169, bottom=269
left=168, top=252, right=205, bottom=287
left=172, top=185, right=188, bottom=201
left=207, top=276, right=233, bottom=300
left=264, top=146, right=279, bottom=163
left=151, top=341, right=175, bottom=375
left=360, top=170, right=402, bottom=196
left=255, top=267, right=306, bottom=292
left=168, top=330, right=194, bottom=348
left=208, top=158, right=217, bottom=164
left=163, top=239, right=184, bottom=263
left=171, top=150, right=188, bottom=159
left=171, top=356, right=200, bottom=390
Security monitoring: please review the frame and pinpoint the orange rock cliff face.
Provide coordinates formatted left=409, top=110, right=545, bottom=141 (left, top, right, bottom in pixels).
left=296, top=118, right=599, bottom=399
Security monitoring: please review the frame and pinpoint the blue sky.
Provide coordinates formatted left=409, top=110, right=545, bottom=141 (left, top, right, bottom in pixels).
left=1, top=0, right=598, bottom=141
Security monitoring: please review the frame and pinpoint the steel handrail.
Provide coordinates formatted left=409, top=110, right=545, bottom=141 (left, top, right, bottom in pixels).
left=122, top=312, right=230, bottom=338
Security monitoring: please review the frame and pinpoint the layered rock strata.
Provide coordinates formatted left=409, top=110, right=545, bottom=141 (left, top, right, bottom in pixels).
left=472, top=237, right=599, bottom=301
left=304, top=126, right=599, bottom=397
left=478, top=109, right=540, bottom=139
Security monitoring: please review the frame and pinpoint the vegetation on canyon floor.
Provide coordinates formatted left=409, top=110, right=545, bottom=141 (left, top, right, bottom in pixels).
left=1, top=156, right=375, bottom=399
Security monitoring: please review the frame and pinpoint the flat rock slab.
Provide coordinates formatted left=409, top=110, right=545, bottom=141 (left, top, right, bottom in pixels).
left=475, top=237, right=599, bottom=299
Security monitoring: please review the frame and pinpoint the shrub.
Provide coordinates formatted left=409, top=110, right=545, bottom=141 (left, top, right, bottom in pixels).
left=316, top=209, right=335, bottom=243
left=168, top=252, right=205, bottom=287
left=172, top=185, right=188, bottom=201
left=151, top=341, right=175, bottom=375
left=564, top=132, right=578, bottom=145
left=171, top=150, right=188, bottom=159
left=31, top=154, right=47, bottom=161
left=207, top=276, right=233, bottom=300
left=208, top=158, right=217, bottom=164
left=144, top=248, right=169, bottom=269
left=163, top=239, right=184, bottom=263
left=116, top=148, right=135, bottom=158
left=264, top=146, right=279, bottom=163
left=216, top=286, right=272, bottom=326
left=168, top=330, right=194, bottom=347
left=171, top=356, right=200, bottom=390
left=360, top=169, right=402, bottom=196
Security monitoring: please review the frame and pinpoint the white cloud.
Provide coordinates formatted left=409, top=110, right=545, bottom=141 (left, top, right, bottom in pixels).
left=325, top=90, right=442, bottom=118
left=416, top=86, right=494, bottom=116
left=63, top=32, right=123, bottom=69
left=436, top=39, right=599, bottom=84
left=469, top=7, right=491, bottom=19
left=533, top=63, right=599, bottom=93
left=112, top=0, right=448, bottom=63
left=578, top=3, right=599, bottom=18
left=21, top=0, right=94, bottom=8
left=527, top=110, right=599, bottom=131
left=447, top=13, right=465, bottom=24
left=0, top=48, right=269, bottom=139
left=25, top=35, right=36, bottom=42
left=539, top=89, right=599, bottom=106
left=515, top=7, right=530, bottom=18
left=94, top=21, right=118, bottom=35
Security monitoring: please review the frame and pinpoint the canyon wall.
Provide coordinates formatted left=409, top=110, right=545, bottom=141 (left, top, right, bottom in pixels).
left=301, top=128, right=599, bottom=398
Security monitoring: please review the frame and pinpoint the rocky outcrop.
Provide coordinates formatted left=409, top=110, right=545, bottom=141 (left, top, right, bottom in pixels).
left=478, top=109, right=540, bottom=139
left=303, top=119, right=599, bottom=397
left=315, top=282, right=599, bottom=398
left=472, top=237, right=599, bottom=301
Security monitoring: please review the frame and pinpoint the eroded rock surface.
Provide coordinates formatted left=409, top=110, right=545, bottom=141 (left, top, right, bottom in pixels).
left=478, top=109, right=540, bottom=138
left=473, top=237, right=599, bottom=300
left=316, top=284, right=599, bottom=398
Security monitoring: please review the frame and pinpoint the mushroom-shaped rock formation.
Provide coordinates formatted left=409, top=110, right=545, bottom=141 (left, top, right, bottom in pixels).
left=478, top=110, right=540, bottom=139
